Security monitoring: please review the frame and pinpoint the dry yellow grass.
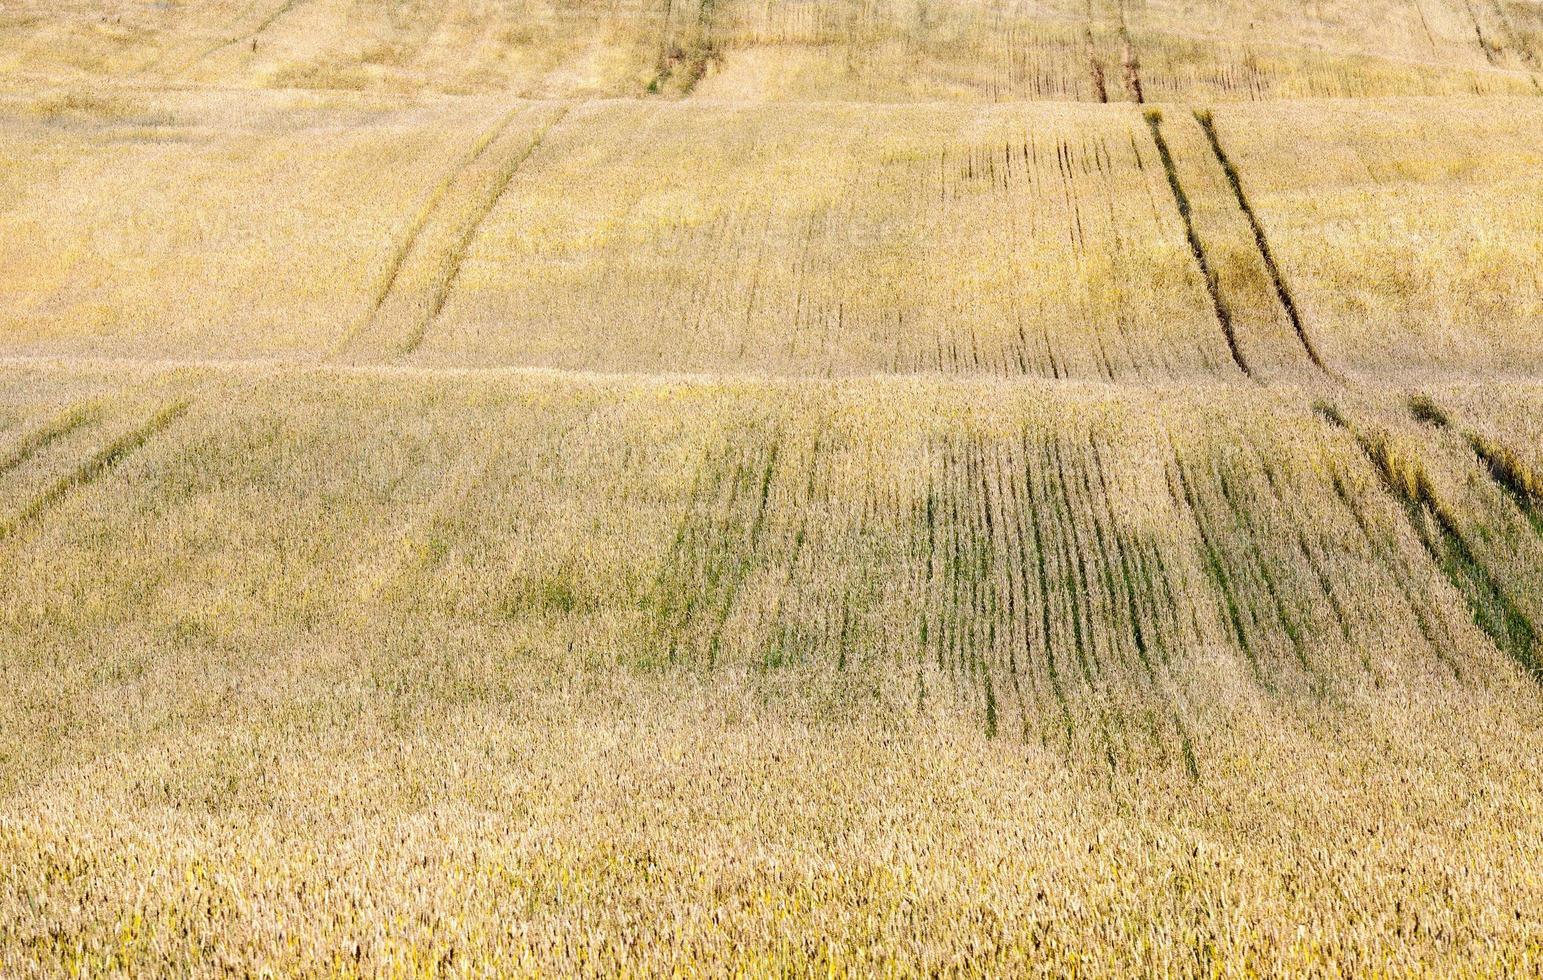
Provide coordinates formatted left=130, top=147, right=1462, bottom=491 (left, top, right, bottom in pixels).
left=1, top=365, right=1542, bottom=971
left=703, top=0, right=1543, bottom=102
left=1197, top=98, right=1543, bottom=378
left=2, top=90, right=1540, bottom=381
left=4, top=0, right=1543, bottom=974
left=4, top=0, right=1540, bottom=99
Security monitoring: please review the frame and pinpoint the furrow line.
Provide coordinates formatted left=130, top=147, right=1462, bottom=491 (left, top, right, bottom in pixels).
left=1087, top=439, right=1156, bottom=679
left=1169, top=455, right=1265, bottom=685
left=1214, top=460, right=1316, bottom=683
left=1020, top=429, right=1075, bottom=749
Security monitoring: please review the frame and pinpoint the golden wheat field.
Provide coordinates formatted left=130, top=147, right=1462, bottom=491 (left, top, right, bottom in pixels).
left=3, top=0, right=1543, bottom=974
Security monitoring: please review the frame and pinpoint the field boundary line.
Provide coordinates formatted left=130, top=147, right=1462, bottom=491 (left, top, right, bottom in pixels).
left=1143, top=110, right=1252, bottom=379
left=7, top=352, right=1541, bottom=390
left=13, top=67, right=1543, bottom=104
left=0, top=400, right=189, bottom=542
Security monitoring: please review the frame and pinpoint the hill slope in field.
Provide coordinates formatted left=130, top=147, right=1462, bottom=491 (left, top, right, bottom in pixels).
left=3, top=364, right=1543, bottom=970
left=3, top=0, right=1543, bottom=974
left=1, top=91, right=1539, bottom=379
left=3, top=0, right=1541, bottom=99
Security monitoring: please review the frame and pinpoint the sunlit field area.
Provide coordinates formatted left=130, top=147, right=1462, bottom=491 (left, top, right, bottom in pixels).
left=3, top=0, right=1543, bottom=974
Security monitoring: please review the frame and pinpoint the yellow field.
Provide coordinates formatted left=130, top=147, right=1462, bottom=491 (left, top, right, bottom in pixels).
left=5, top=0, right=1541, bottom=99
left=3, top=0, right=1543, bottom=975
left=3, top=91, right=1540, bottom=380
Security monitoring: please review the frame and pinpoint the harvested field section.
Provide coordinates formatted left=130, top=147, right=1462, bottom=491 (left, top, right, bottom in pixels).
left=5, top=0, right=1543, bottom=969
left=6, top=668, right=1542, bottom=974
left=1117, top=34, right=1526, bottom=102
left=1, top=94, right=1537, bottom=381
left=422, top=101, right=1238, bottom=378
left=174, top=0, right=667, bottom=96
left=698, top=11, right=1111, bottom=102
left=0, top=96, right=1235, bottom=376
left=1197, top=99, right=1543, bottom=377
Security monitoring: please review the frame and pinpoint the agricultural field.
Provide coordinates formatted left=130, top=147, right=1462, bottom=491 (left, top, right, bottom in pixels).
left=2, top=0, right=1543, bottom=975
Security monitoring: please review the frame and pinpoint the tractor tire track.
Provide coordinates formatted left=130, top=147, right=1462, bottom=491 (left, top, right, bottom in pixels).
left=1144, top=110, right=1252, bottom=379
left=1328, top=465, right=1458, bottom=672
left=0, top=401, right=101, bottom=479
left=0, top=400, right=188, bottom=543
left=1194, top=111, right=1336, bottom=379
left=1462, top=0, right=1503, bottom=64
left=400, top=105, right=572, bottom=356
left=1412, top=0, right=1440, bottom=54
left=334, top=107, right=526, bottom=356
left=171, top=0, right=312, bottom=77
left=1319, top=403, right=1542, bottom=681
left=1411, top=395, right=1543, bottom=536
left=1113, top=0, right=1144, bottom=102
left=1084, top=0, right=1109, bottom=103
left=1120, top=27, right=1145, bottom=103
